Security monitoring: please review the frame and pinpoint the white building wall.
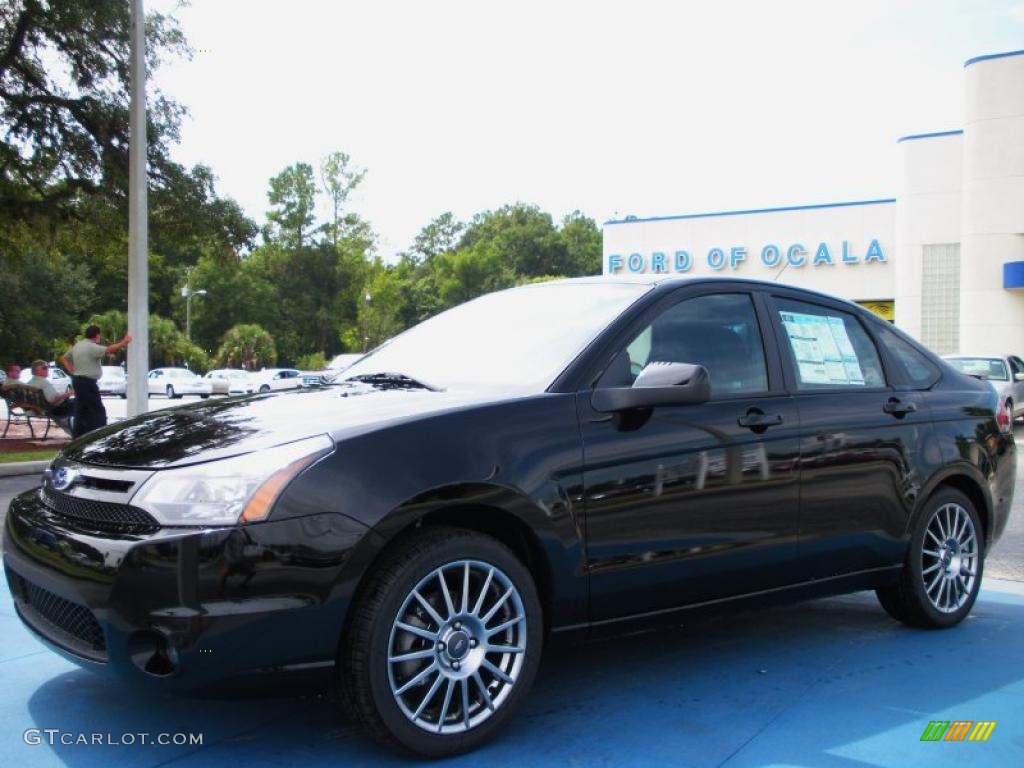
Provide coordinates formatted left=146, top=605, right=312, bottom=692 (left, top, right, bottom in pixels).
left=960, top=51, right=1024, bottom=355
left=894, top=132, right=962, bottom=342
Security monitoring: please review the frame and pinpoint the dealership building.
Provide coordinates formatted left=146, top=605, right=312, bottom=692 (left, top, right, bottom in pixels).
left=603, top=49, right=1024, bottom=356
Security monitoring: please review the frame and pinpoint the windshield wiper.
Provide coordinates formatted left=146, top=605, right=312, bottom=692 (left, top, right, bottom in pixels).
left=342, top=372, right=442, bottom=391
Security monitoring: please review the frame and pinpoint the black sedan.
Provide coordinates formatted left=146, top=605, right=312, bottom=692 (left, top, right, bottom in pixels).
left=3, top=276, right=1016, bottom=757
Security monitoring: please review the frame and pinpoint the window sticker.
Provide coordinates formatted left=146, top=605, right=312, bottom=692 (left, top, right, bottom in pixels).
left=780, top=311, right=866, bottom=386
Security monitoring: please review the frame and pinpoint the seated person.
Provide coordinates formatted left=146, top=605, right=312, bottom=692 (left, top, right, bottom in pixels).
left=25, top=359, right=75, bottom=434
left=2, top=363, right=22, bottom=389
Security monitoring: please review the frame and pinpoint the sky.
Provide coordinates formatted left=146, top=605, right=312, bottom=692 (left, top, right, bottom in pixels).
left=149, top=0, right=1024, bottom=260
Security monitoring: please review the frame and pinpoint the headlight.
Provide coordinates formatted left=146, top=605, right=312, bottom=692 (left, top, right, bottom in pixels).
left=132, top=435, right=333, bottom=526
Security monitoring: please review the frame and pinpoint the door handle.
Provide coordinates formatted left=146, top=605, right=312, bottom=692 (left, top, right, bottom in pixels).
left=737, top=410, right=784, bottom=430
left=883, top=398, right=917, bottom=417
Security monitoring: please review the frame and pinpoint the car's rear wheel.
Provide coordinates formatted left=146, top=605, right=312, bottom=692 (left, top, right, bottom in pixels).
left=876, top=487, right=983, bottom=628
left=340, top=527, right=542, bottom=757
left=259, top=384, right=270, bottom=393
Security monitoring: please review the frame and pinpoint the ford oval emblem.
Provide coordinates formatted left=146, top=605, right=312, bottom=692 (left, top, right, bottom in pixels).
left=51, top=467, right=79, bottom=492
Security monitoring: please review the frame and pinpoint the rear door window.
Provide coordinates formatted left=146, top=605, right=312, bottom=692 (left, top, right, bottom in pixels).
left=773, top=298, right=885, bottom=389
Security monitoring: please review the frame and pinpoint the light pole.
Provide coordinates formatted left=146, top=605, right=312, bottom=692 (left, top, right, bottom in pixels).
left=126, top=0, right=149, bottom=417
left=362, top=291, right=372, bottom=352
left=182, top=268, right=207, bottom=342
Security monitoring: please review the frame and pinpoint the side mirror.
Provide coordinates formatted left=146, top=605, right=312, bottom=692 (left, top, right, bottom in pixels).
left=1015, top=372, right=1024, bottom=382
left=591, top=362, right=711, bottom=413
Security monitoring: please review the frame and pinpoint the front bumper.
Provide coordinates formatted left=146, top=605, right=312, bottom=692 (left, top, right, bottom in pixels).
left=3, top=488, right=370, bottom=689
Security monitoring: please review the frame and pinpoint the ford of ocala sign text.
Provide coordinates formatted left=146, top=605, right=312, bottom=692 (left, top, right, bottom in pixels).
left=608, top=239, right=887, bottom=273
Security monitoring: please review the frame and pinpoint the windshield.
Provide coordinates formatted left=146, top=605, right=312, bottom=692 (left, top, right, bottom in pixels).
left=947, top=357, right=1008, bottom=381
left=341, top=281, right=651, bottom=394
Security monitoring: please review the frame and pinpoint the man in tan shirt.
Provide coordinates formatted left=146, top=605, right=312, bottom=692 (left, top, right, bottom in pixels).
left=62, top=325, right=132, bottom=437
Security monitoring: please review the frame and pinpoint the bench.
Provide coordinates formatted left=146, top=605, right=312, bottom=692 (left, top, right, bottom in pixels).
left=0, top=384, right=66, bottom=439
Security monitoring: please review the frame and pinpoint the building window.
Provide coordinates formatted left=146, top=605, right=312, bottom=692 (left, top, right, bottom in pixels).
left=921, top=243, right=960, bottom=354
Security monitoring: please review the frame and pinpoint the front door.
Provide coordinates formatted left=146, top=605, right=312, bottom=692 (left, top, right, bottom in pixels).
left=579, top=290, right=801, bottom=622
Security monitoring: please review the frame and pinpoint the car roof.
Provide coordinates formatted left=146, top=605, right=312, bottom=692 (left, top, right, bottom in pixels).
left=539, top=274, right=881, bottom=311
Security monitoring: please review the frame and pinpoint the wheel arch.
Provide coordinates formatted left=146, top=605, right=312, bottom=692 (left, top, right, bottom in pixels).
left=915, top=467, right=993, bottom=551
left=339, top=483, right=568, bottom=650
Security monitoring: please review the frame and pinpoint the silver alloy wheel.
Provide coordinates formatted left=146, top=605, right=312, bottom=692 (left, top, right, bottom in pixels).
left=387, top=559, right=527, bottom=734
left=921, top=502, right=978, bottom=613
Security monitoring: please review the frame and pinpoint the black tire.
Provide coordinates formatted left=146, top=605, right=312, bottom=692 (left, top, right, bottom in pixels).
left=876, top=487, right=984, bottom=628
left=200, top=394, right=210, bottom=399
left=259, top=384, right=270, bottom=393
left=120, top=393, right=127, bottom=399
left=166, top=385, right=177, bottom=399
left=340, top=526, right=543, bottom=757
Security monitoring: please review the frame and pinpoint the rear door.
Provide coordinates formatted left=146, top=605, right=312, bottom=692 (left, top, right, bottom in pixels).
left=766, top=292, right=933, bottom=579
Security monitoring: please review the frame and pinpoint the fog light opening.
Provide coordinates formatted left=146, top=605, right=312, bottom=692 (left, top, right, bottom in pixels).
left=127, top=631, right=178, bottom=677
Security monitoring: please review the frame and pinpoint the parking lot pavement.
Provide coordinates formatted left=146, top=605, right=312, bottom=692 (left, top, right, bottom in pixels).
left=1, top=569, right=1022, bottom=768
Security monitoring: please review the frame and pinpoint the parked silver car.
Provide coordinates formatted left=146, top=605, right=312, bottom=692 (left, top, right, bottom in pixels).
left=944, top=354, right=1024, bottom=422
left=98, top=366, right=127, bottom=398
left=204, top=369, right=254, bottom=395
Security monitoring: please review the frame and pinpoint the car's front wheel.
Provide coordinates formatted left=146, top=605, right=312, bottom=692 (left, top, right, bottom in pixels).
left=341, top=527, right=542, bottom=757
left=876, top=488, right=983, bottom=628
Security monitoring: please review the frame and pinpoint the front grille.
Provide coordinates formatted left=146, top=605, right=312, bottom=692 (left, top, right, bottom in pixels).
left=41, top=488, right=159, bottom=534
left=6, top=567, right=107, bottom=661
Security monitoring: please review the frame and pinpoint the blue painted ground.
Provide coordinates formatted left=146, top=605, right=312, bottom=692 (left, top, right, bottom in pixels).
left=1, top=568, right=1022, bottom=767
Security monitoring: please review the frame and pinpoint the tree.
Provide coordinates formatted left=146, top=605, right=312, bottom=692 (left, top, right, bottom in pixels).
left=217, top=324, right=277, bottom=370
left=411, top=212, right=464, bottom=262
left=559, top=210, right=602, bottom=275
left=0, top=246, right=94, bottom=364
left=265, top=163, right=317, bottom=247
left=0, top=0, right=189, bottom=222
left=458, top=204, right=568, bottom=278
left=320, top=151, right=365, bottom=248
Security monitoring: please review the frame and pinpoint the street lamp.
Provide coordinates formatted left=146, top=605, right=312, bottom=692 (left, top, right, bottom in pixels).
left=362, top=291, right=372, bottom=352
left=181, top=269, right=207, bottom=341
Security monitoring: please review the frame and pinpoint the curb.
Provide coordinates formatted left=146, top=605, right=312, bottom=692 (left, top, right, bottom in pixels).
left=0, top=460, right=49, bottom=478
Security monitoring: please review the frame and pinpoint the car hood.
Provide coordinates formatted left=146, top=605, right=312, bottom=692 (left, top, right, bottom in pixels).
left=62, top=384, right=508, bottom=469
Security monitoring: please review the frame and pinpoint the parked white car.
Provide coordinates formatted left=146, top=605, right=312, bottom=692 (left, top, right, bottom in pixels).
left=146, top=368, right=213, bottom=399
left=204, top=369, right=254, bottom=395
left=98, top=365, right=127, bottom=397
left=19, top=364, right=73, bottom=394
left=249, top=368, right=303, bottom=393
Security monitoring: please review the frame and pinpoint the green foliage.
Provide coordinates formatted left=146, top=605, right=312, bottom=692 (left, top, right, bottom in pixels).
left=0, top=0, right=188, bottom=222
left=0, top=244, right=95, bottom=365
left=558, top=210, right=603, bottom=275
left=217, top=324, right=277, bottom=370
left=266, top=163, right=317, bottom=247
left=295, top=351, right=327, bottom=371
left=320, top=152, right=365, bottom=248
left=411, top=212, right=464, bottom=262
